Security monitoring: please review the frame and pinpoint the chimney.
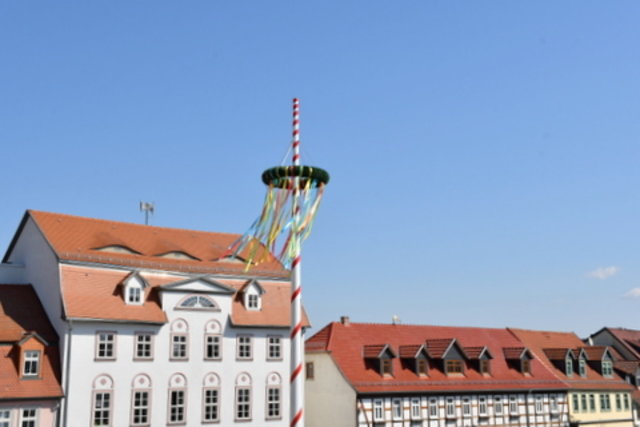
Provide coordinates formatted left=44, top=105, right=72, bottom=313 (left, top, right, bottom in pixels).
left=340, top=316, right=350, bottom=326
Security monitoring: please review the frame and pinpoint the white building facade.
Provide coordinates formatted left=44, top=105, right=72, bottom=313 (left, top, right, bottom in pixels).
left=2, top=210, right=299, bottom=427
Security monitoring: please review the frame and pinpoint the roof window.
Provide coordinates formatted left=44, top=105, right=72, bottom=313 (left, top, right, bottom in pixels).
left=94, top=245, right=140, bottom=255
left=156, top=251, right=200, bottom=261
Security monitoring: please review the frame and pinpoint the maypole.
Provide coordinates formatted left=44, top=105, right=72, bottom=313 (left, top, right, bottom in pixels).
left=228, top=98, right=330, bottom=427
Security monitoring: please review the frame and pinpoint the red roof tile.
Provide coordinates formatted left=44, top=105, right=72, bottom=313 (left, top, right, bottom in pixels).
left=306, top=322, right=566, bottom=394
left=8, top=210, right=288, bottom=278
left=0, top=285, right=62, bottom=399
left=510, top=328, right=633, bottom=392
left=601, top=328, right=640, bottom=360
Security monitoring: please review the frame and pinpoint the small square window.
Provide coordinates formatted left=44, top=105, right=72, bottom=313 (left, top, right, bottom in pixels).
left=134, top=333, right=153, bottom=360
left=96, top=332, right=116, bottom=360
left=20, top=409, right=37, bottom=427
left=306, top=362, right=315, bottom=380
left=237, top=336, right=252, bottom=360
left=205, top=335, right=221, bottom=360
left=267, top=336, right=282, bottom=360
left=247, top=294, right=259, bottom=309
left=171, top=334, right=188, bottom=360
left=23, top=350, right=40, bottom=377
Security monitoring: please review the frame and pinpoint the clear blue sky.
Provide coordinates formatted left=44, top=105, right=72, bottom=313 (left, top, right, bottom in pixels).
left=1, top=1, right=639, bottom=337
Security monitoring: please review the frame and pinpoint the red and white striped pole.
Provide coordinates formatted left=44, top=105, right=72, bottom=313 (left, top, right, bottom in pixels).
left=290, top=98, right=304, bottom=427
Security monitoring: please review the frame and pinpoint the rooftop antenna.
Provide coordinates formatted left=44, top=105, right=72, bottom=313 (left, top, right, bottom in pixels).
left=139, top=201, right=155, bottom=225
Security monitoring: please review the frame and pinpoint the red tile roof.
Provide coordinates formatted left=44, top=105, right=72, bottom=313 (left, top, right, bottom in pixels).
left=306, top=322, right=566, bottom=394
left=0, top=285, right=62, bottom=399
left=510, top=328, right=633, bottom=392
left=60, top=265, right=308, bottom=328
left=6, top=210, right=288, bottom=278
left=425, top=338, right=457, bottom=359
left=502, top=347, right=529, bottom=360
left=0, top=285, right=57, bottom=343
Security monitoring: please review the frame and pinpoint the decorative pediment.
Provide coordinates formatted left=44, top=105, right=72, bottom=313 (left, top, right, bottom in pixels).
left=161, top=277, right=235, bottom=295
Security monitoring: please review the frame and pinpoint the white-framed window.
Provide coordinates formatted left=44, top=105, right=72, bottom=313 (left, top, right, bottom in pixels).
left=392, top=398, right=402, bottom=420
left=373, top=399, right=384, bottom=422
left=19, top=409, right=37, bottom=427
left=93, top=392, right=112, bottom=426
left=550, top=395, right=559, bottom=413
left=572, top=394, right=580, bottom=412
left=624, top=393, right=630, bottom=410
left=23, top=350, right=40, bottom=376
left=0, top=410, right=10, bottom=427
left=171, top=334, right=188, bottom=360
left=428, top=398, right=438, bottom=418
left=410, top=397, right=420, bottom=420
left=266, top=386, right=282, bottom=420
left=235, top=387, right=251, bottom=421
left=589, top=394, right=596, bottom=412
left=205, top=334, right=221, bottom=360
left=134, top=333, right=153, bottom=360
left=96, top=332, right=116, bottom=360
left=600, top=393, right=611, bottom=412
left=178, top=295, right=218, bottom=310
left=462, top=397, right=471, bottom=417
left=579, top=359, right=587, bottom=377
left=535, top=395, right=543, bottom=413
left=237, top=335, right=252, bottom=360
left=203, top=388, right=220, bottom=423
left=131, top=390, right=150, bottom=426
left=127, top=285, right=142, bottom=305
left=267, top=336, right=282, bottom=360
left=566, top=357, right=574, bottom=376
left=495, top=396, right=503, bottom=415
left=582, top=393, right=589, bottom=412
left=509, top=396, right=518, bottom=415
left=616, top=393, right=622, bottom=411
left=478, top=396, right=488, bottom=416
left=248, top=294, right=259, bottom=309
left=168, top=389, right=186, bottom=424
left=445, top=397, right=455, bottom=418
left=602, top=360, right=613, bottom=377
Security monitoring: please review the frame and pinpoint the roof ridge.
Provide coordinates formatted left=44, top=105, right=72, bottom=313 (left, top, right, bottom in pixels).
left=28, top=210, right=241, bottom=238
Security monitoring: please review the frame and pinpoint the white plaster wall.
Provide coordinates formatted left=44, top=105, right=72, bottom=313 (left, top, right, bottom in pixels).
left=64, top=287, right=290, bottom=426
left=305, top=352, right=357, bottom=427
left=0, top=400, right=58, bottom=427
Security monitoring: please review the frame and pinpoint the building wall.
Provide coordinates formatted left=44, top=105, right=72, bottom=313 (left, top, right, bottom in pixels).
left=568, top=391, right=634, bottom=427
left=63, top=272, right=290, bottom=426
left=357, top=392, right=568, bottom=427
left=305, top=352, right=357, bottom=427
left=0, top=400, right=58, bottom=427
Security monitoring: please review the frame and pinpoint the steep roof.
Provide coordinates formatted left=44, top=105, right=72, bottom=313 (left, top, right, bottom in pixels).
left=510, top=328, right=633, bottom=392
left=306, top=322, right=565, bottom=394
left=0, top=285, right=63, bottom=399
left=599, top=328, right=640, bottom=360
left=5, top=210, right=288, bottom=278
left=0, top=285, right=57, bottom=343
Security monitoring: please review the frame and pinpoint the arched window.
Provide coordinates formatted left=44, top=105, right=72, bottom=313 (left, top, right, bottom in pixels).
left=170, top=319, right=189, bottom=361
left=235, top=373, right=252, bottom=421
left=265, top=372, right=282, bottom=420
left=131, top=374, right=152, bottom=426
left=167, top=374, right=187, bottom=425
left=202, top=373, right=221, bottom=423
left=176, top=295, right=219, bottom=311
left=92, top=375, right=114, bottom=427
left=204, top=320, right=222, bottom=361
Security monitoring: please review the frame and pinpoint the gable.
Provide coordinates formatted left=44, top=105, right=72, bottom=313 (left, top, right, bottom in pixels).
left=443, top=344, right=465, bottom=361
left=161, top=277, right=236, bottom=294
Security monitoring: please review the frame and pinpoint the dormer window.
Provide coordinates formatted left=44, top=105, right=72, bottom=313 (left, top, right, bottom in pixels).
left=504, top=347, right=533, bottom=375
left=566, top=357, right=574, bottom=376
left=399, top=344, right=430, bottom=376
left=445, top=359, right=463, bottom=374
left=579, top=359, right=587, bottom=377
left=381, top=357, right=393, bottom=376
left=602, top=360, right=613, bottom=377
left=241, top=280, right=265, bottom=311
left=364, top=344, right=397, bottom=377
left=122, top=272, right=148, bottom=306
left=23, top=350, right=40, bottom=377
left=480, top=359, right=491, bottom=375
left=522, top=359, right=531, bottom=374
